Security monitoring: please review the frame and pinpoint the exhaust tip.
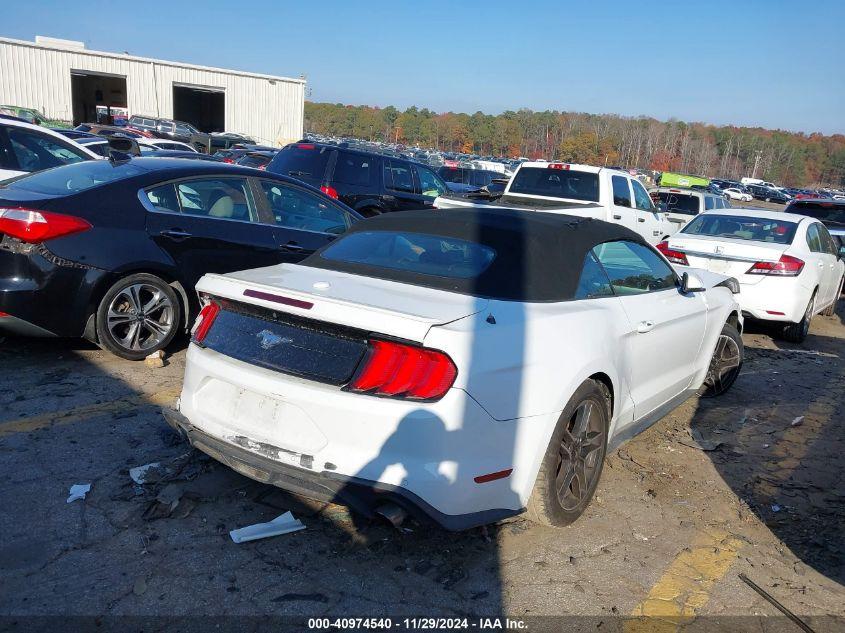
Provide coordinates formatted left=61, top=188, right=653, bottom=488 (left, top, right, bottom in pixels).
left=374, top=503, right=408, bottom=528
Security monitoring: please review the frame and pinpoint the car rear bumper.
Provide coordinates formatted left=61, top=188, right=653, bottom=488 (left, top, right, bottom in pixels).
left=164, top=406, right=520, bottom=531
left=736, top=278, right=812, bottom=322
left=176, top=344, right=538, bottom=529
left=0, top=241, right=107, bottom=337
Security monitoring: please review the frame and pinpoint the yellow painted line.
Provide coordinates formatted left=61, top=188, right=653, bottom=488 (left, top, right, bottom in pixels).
left=625, top=529, right=743, bottom=633
left=0, top=387, right=181, bottom=438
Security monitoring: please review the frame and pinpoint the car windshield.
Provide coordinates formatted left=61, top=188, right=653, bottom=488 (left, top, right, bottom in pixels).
left=0, top=160, right=148, bottom=195
left=658, top=192, right=700, bottom=215
left=508, top=167, right=599, bottom=201
left=682, top=214, right=798, bottom=244
left=320, top=230, right=496, bottom=279
left=792, top=203, right=845, bottom=227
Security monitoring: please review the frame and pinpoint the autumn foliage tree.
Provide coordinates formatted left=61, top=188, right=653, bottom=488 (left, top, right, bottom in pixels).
left=304, top=102, right=845, bottom=187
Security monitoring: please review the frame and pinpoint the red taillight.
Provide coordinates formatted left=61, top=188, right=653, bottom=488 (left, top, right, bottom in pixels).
left=191, top=301, right=220, bottom=344
left=0, top=312, right=9, bottom=318
left=0, top=208, right=91, bottom=243
left=656, top=241, right=688, bottom=265
left=320, top=185, right=339, bottom=199
left=548, top=163, right=570, bottom=170
left=223, top=158, right=234, bottom=164
left=348, top=340, right=457, bottom=401
left=296, top=143, right=316, bottom=150
left=747, top=254, right=804, bottom=277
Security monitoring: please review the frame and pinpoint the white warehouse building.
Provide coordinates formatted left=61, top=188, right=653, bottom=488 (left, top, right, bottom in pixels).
left=0, top=35, right=306, bottom=146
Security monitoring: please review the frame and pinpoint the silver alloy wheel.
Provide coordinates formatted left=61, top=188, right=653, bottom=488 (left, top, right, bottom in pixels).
left=106, top=283, right=175, bottom=352
left=705, top=334, right=742, bottom=393
left=555, top=400, right=605, bottom=511
left=801, top=295, right=815, bottom=338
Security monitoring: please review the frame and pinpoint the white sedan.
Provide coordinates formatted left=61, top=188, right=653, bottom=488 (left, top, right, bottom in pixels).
left=166, top=209, right=743, bottom=530
left=0, top=118, right=101, bottom=181
left=723, top=187, right=752, bottom=202
left=658, top=208, right=844, bottom=343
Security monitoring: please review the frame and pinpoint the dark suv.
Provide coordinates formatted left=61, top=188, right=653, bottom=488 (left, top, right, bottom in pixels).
left=127, top=116, right=214, bottom=153
left=266, top=142, right=449, bottom=216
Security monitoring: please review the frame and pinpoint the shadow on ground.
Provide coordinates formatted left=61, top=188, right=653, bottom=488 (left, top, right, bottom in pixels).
left=689, top=299, right=845, bottom=585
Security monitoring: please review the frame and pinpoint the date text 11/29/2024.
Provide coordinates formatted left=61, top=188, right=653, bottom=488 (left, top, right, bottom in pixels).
left=307, top=618, right=528, bottom=630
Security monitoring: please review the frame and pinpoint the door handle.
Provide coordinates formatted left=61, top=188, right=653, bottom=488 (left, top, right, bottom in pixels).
left=817, top=262, right=824, bottom=267
left=159, top=229, right=192, bottom=240
left=638, top=217, right=646, bottom=222
left=636, top=320, right=655, bottom=333
left=613, top=214, right=622, bottom=220
left=281, top=241, right=304, bottom=252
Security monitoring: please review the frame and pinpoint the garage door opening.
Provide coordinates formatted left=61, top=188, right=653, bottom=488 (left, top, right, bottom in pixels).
left=71, top=71, right=127, bottom=125
left=173, top=85, right=224, bottom=133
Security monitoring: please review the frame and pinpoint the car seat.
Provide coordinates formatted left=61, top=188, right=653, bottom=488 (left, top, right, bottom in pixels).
left=207, top=190, right=235, bottom=219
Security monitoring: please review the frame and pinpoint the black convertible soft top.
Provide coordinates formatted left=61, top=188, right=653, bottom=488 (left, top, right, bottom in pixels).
left=303, top=208, right=650, bottom=302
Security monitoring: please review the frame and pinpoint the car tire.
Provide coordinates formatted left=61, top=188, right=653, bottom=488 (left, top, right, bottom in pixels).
left=95, top=273, right=181, bottom=360
left=526, top=379, right=610, bottom=527
left=782, top=291, right=816, bottom=344
left=699, top=322, right=743, bottom=397
left=821, top=277, right=843, bottom=316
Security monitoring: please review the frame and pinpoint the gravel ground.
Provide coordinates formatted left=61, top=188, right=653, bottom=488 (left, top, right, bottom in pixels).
left=0, top=300, right=843, bottom=631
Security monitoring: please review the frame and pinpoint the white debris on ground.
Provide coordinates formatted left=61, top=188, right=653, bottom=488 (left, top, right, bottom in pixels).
left=229, top=511, right=306, bottom=544
left=66, top=483, right=91, bottom=503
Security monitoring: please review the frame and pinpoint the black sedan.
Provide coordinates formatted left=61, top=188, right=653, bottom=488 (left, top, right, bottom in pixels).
left=0, top=158, right=362, bottom=359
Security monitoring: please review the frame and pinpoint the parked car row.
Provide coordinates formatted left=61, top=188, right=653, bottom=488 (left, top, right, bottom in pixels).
left=1, top=124, right=843, bottom=532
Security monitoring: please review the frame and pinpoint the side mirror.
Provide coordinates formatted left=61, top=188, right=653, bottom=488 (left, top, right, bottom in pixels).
left=107, top=136, right=140, bottom=156
left=839, top=246, right=845, bottom=261
left=681, top=271, right=706, bottom=293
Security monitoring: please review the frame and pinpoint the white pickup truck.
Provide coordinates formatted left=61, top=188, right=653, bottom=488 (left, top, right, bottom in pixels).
left=434, top=161, right=678, bottom=245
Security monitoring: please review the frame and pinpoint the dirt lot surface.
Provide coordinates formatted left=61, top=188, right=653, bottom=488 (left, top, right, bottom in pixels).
left=1, top=301, right=844, bottom=631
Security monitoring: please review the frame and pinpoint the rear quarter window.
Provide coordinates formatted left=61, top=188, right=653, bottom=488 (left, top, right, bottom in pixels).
left=333, top=152, right=373, bottom=186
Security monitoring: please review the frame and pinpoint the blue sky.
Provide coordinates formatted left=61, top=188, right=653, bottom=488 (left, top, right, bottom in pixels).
left=4, top=0, right=844, bottom=134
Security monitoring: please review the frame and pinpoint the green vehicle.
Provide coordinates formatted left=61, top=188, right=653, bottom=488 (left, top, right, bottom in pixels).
left=658, top=171, right=710, bottom=189
left=0, top=105, right=71, bottom=128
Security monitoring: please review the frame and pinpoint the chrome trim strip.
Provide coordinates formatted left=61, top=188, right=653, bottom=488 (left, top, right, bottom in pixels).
left=676, top=248, right=773, bottom=263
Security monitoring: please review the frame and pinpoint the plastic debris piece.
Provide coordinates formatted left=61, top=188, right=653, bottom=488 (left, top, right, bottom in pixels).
left=145, top=350, right=166, bottom=368
left=129, top=462, right=161, bottom=485
left=791, top=416, right=804, bottom=427
left=229, top=511, right=305, bottom=544
left=771, top=504, right=782, bottom=513
left=66, top=483, right=91, bottom=503
left=679, top=428, right=723, bottom=452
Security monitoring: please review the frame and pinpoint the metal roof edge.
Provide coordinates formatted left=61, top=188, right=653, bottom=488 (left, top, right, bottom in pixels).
left=0, top=36, right=306, bottom=85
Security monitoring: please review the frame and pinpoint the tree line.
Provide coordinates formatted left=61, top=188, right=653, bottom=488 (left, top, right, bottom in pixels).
left=305, top=102, right=845, bottom=188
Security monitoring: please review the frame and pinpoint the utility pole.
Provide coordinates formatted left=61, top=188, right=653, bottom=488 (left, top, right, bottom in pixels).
left=751, top=150, right=763, bottom=179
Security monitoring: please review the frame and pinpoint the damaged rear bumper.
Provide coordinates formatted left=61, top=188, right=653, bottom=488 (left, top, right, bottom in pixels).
left=162, top=406, right=521, bottom=531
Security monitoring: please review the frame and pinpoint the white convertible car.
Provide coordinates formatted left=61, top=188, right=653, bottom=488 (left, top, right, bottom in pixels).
left=658, top=208, right=844, bottom=343
left=166, top=209, right=743, bottom=530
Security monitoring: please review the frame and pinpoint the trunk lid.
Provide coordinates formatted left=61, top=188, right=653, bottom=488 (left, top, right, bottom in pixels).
left=197, top=263, right=489, bottom=343
left=669, top=234, right=789, bottom=285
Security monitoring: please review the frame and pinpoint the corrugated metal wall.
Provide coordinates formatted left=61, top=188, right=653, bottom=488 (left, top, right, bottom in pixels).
left=0, top=37, right=305, bottom=146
